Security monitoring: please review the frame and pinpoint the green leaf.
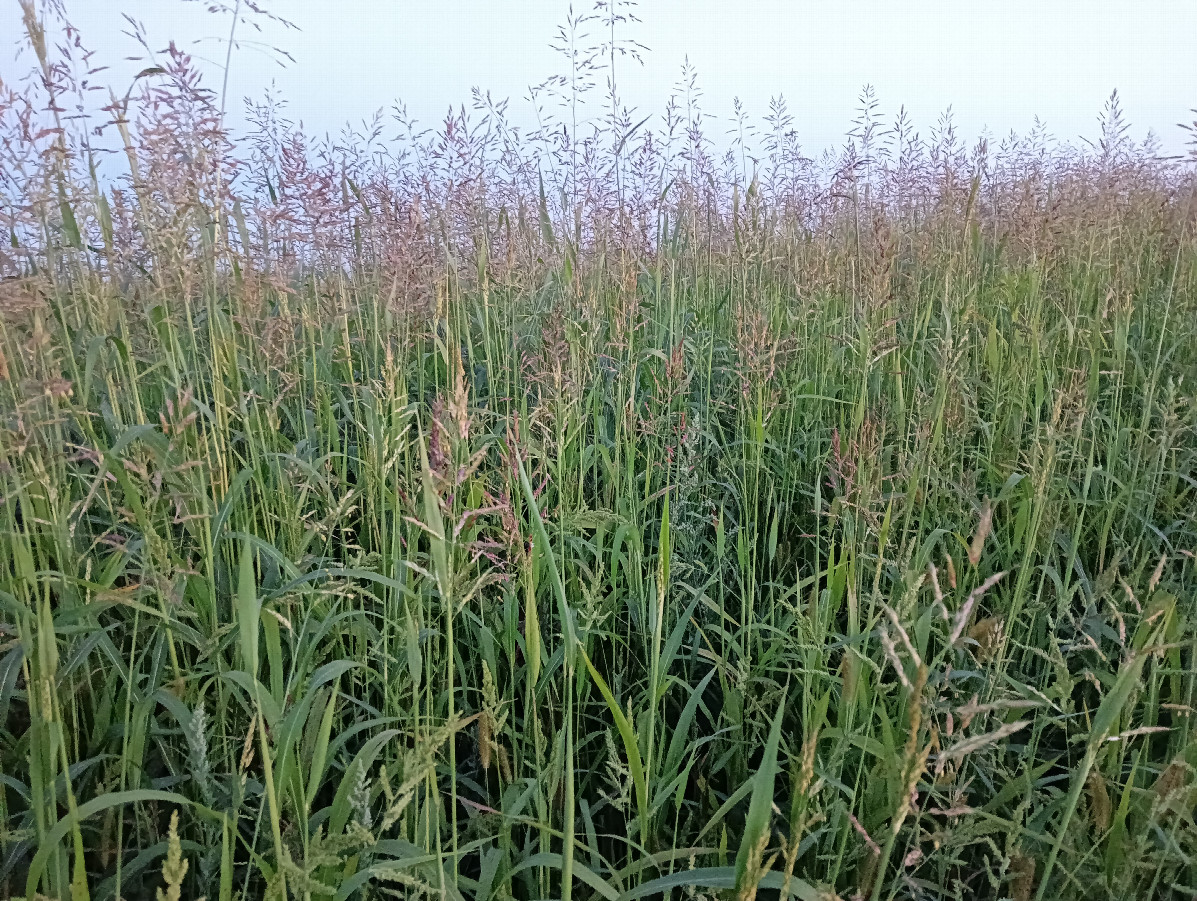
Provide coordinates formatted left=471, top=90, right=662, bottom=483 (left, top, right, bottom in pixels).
left=1034, top=603, right=1171, bottom=901
left=418, top=425, right=450, bottom=598
left=662, top=666, right=716, bottom=786
left=514, top=448, right=576, bottom=664
left=734, top=689, right=786, bottom=891
left=404, top=602, right=422, bottom=690
left=658, top=492, right=671, bottom=598
left=510, top=852, right=619, bottom=901
left=618, top=866, right=821, bottom=901
left=58, top=181, right=81, bottom=249
left=579, top=646, right=649, bottom=843
left=306, top=685, right=339, bottom=810
left=26, top=790, right=204, bottom=899
left=237, top=538, right=260, bottom=682
left=328, top=728, right=402, bottom=835
left=656, top=593, right=700, bottom=704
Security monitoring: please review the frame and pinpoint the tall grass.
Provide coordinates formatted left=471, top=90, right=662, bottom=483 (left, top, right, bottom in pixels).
left=1, top=3, right=1196, bottom=899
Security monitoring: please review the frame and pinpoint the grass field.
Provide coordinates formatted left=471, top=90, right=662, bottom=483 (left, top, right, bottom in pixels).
left=2, top=4, right=1197, bottom=900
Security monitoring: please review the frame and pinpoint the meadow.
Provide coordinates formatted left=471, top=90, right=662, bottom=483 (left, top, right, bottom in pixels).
left=1, top=3, right=1196, bottom=899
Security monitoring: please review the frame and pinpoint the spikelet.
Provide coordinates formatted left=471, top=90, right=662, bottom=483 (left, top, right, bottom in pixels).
left=1148, top=553, right=1167, bottom=593
left=477, top=660, right=506, bottom=774
left=1009, top=852, right=1035, bottom=901
left=239, top=713, right=257, bottom=774
left=797, top=729, right=819, bottom=798
left=349, top=764, right=373, bottom=829
left=602, top=727, right=632, bottom=812
left=1153, top=757, right=1191, bottom=803
left=735, top=827, right=773, bottom=901
left=478, top=708, right=493, bottom=771
left=780, top=726, right=822, bottom=901
left=381, top=715, right=466, bottom=831
left=449, top=344, right=471, bottom=441
left=185, top=701, right=215, bottom=806
left=157, top=810, right=189, bottom=901
left=496, top=743, right=513, bottom=783
left=967, top=616, right=1004, bottom=662
left=950, top=571, right=1007, bottom=647
left=891, top=666, right=929, bottom=835
left=928, top=562, right=946, bottom=618
left=1086, top=769, right=1112, bottom=833
left=967, top=498, right=992, bottom=567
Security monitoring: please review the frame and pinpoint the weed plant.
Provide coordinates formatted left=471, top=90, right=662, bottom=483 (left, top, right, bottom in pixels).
left=1, top=3, right=1195, bottom=899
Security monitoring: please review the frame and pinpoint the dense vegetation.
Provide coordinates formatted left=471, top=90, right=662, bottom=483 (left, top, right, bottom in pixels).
left=2, top=3, right=1196, bottom=899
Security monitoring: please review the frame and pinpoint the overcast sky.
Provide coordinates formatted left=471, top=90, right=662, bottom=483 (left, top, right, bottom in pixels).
left=3, top=0, right=1194, bottom=157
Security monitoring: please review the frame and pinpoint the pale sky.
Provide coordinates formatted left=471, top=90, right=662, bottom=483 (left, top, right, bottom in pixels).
left=3, top=0, right=1195, bottom=157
